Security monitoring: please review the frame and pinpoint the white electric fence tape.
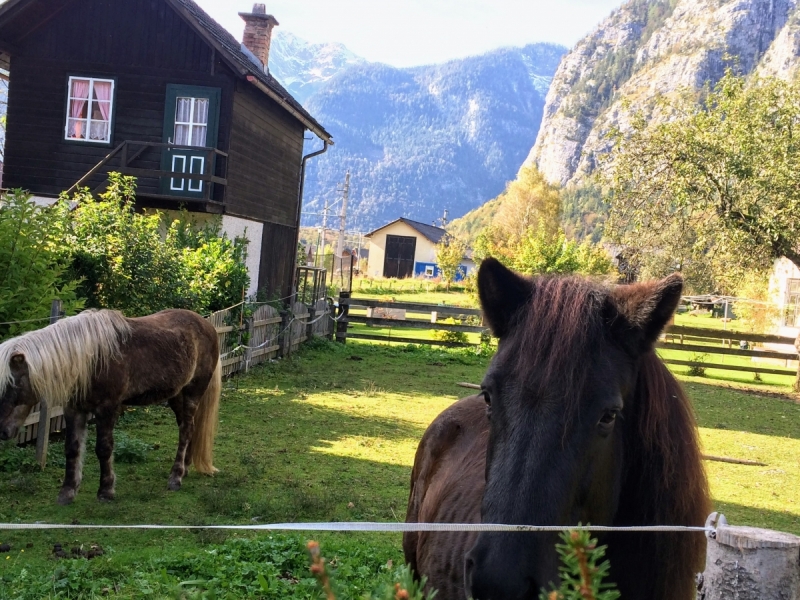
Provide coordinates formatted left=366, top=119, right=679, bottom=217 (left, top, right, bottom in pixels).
left=0, top=522, right=714, bottom=533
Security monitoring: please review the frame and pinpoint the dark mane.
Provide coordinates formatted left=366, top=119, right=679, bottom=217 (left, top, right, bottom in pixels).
left=512, top=275, right=608, bottom=411
left=622, top=351, right=710, bottom=597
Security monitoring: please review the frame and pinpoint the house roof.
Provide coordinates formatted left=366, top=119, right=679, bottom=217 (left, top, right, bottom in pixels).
left=0, top=0, right=332, bottom=144
left=366, top=218, right=447, bottom=244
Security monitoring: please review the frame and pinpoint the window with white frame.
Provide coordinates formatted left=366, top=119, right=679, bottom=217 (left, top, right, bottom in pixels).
left=785, top=278, right=800, bottom=327
left=173, top=97, right=209, bottom=146
left=65, top=77, right=115, bottom=143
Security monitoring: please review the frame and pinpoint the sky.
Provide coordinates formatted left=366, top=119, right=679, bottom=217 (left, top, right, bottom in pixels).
left=195, top=0, right=625, bottom=68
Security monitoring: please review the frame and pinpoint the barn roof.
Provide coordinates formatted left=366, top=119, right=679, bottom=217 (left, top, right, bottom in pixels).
left=366, top=218, right=447, bottom=244
left=0, top=0, right=333, bottom=144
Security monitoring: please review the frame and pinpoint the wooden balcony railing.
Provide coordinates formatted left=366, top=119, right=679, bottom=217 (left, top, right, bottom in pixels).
left=67, top=140, right=228, bottom=202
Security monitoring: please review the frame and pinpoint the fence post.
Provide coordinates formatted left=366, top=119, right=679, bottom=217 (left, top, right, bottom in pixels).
left=794, top=333, right=800, bottom=392
left=700, top=513, right=800, bottom=599
left=280, top=310, right=293, bottom=358
left=326, top=298, right=335, bottom=341
left=243, top=317, right=253, bottom=373
left=336, top=291, right=350, bottom=344
left=306, top=305, right=316, bottom=341
left=36, top=299, right=62, bottom=469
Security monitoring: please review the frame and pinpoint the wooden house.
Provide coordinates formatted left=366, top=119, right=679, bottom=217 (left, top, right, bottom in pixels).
left=0, top=0, right=333, bottom=299
left=365, top=218, right=474, bottom=280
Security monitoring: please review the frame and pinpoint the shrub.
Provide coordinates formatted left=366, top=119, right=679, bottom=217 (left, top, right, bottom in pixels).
left=58, top=173, right=249, bottom=316
left=687, top=353, right=709, bottom=377
left=112, top=431, right=150, bottom=464
left=0, top=190, right=83, bottom=339
left=540, top=529, right=620, bottom=600
left=433, top=318, right=469, bottom=344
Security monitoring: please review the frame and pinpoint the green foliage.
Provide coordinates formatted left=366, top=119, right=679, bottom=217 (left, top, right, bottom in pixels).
left=604, top=71, right=800, bottom=292
left=112, top=431, right=150, bottom=464
left=466, top=165, right=613, bottom=278
left=308, top=540, right=436, bottom=600
left=539, top=530, right=620, bottom=600
left=561, top=183, right=608, bottom=243
left=58, top=173, right=249, bottom=316
left=733, top=271, right=780, bottom=334
left=477, top=225, right=614, bottom=278
left=432, top=318, right=469, bottom=344
left=0, top=190, right=83, bottom=339
left=434, top=233, right=467, bottom=291
left=0, top=441, right=39, bottom=473
left=687, top=353, right=710, bottom=378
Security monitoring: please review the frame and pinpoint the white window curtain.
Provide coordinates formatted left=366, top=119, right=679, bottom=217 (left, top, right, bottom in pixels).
left=173, top=97, right=209, bottom=147
left=65, top=77, right=114, bottom=143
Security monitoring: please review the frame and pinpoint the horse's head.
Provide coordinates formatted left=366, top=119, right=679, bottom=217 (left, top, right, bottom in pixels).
left=0, top=353, right=37, bottom=441
left=465, top=259, right=683, bottom=599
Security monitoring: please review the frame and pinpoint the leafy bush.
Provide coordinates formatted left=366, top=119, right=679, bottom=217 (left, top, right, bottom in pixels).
left=687, top=353, right=709, bottom=378
left=112, top=431, right=150, bottom=464
left=0, top=441, right=39, bottom=473
left=0, top=190, right=83, bottom=339
left=58, top=173, right=249, bottom=316
left=433, top=318, right=469, bottom=344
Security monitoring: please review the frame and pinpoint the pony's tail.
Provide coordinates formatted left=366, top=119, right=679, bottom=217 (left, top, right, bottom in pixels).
left=191, top=358, right=221, bottom=475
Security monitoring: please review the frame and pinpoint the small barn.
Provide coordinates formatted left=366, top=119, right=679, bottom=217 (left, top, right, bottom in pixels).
left=0, top=0, right=333, bottom=299
left=365, top=217, right=474, bottom=280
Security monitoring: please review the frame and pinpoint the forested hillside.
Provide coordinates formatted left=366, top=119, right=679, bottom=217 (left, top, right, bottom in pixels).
left=287, top=43, right=565, bottom=231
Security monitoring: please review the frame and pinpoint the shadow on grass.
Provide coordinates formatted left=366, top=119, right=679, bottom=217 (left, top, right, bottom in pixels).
left=685, top=380, right=800, bottom=439
left=712, top=500, right=800, bottom=536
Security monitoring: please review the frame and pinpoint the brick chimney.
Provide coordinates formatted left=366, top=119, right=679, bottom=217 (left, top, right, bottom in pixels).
left=239, top=4, right=279, bottom=71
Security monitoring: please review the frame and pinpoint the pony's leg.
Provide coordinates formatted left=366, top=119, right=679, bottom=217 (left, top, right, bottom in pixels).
left=57, top=407, right=88, bottom=506
left=94, top=411, right=120, bottom=502
left=167, top=394, right=193, bottom=491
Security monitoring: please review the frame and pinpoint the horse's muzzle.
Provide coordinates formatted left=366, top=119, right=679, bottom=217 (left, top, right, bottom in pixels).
left=0, top=426, right=15, bottom=441
left=465, top=546, right=539, bottom=600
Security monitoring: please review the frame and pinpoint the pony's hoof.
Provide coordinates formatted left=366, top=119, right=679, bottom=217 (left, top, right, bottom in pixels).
left=167, top=479, right=182, bottom=491
left=57, top=489, right=76, bottom=506
left=97, top=491, right=115, bottom=502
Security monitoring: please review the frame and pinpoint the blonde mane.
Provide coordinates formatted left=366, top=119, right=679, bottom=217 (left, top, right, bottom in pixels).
left=0, top=310, right=132, bottom=408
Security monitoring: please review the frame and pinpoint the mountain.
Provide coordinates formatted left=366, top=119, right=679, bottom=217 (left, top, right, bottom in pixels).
left=526, top=0, right=800, bottom=188
left=269, top=31, right=366, bottom=105
left=291, top=43, right=565, bottom=231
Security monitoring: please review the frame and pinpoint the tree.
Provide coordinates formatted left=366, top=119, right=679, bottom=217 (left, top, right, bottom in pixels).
left=603, top=71, right=800, bottom=291
left=434, top=233, right=467, bottom=291
left=493, top=164, right=561, bottom=241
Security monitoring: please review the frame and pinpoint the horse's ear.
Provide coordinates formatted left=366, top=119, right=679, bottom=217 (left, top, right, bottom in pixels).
left=478, top=258, right=532, bottom=338
left=610, top=273, right=683, bottom=353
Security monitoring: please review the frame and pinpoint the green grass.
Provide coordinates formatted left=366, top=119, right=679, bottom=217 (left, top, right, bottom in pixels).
left=1, top=338, right=798, bottom=598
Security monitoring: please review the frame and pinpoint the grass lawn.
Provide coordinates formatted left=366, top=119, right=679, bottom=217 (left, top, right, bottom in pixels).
left=1, top=338, right=799, bottom=598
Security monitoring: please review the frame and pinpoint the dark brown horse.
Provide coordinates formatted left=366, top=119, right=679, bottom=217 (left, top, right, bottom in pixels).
left=404, top=259, right=710, bottom=600
left=0, top=308, right=221, bottom=505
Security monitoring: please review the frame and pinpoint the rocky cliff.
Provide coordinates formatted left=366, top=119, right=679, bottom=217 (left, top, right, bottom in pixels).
left=527, top=0, right=800, bottom=187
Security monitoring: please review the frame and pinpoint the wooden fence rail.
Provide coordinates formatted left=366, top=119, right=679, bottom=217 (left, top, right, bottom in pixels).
left=336, top=298, right=800, bottom=381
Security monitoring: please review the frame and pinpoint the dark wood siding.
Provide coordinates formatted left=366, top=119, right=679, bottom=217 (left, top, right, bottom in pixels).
left=2, top=0, right=235, bottom=198
left=226, top=81, right=304, bottom=227
left=259, top=221, right=297, bottom=300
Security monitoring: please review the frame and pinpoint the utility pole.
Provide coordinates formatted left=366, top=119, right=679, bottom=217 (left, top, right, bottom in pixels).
left=336, top=170, right=350, bottom=259
left=317, top=195, right=329, bottom=267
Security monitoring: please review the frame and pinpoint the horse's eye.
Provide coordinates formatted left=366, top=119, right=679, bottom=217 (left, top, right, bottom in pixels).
left=598, top=409, right=619, bottom=432
left=482, top=391, right=491, bottom=406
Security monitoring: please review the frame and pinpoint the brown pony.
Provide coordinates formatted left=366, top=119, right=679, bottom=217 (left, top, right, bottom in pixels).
left=404, top=259, right=710, bottom=600
left=0, top=308, right=221, bottom=505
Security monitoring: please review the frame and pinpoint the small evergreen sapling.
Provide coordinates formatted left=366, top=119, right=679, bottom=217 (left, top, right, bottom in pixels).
left=539, top=530, right=620, bottom=600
